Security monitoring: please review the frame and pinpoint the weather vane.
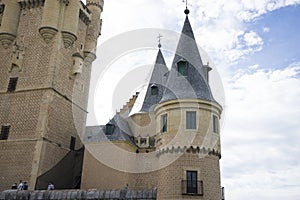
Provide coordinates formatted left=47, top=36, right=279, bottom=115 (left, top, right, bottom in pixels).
left=183, top=0, right=188, bottom=8
left=182, top=0, right=190, bottom=15
left=158, top=34, right=163, bottom=48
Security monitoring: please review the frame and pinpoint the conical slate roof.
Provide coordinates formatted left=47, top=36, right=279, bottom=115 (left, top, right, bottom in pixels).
left=160, top=16, right=216, bottom=103
left=140, top=49, right=169, bottom=112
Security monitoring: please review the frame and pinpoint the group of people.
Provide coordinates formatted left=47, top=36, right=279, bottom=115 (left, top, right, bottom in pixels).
left=11, top=180, right=54, bottom=190
left=11, top=180, right=28, bottom=190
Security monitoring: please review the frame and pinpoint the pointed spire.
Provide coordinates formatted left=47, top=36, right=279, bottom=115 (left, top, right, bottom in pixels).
left=139, top=49, right=169, bottom=112
left=130, top=47, right=169, bottom=114
left=160, top=12, right=216, bottom=103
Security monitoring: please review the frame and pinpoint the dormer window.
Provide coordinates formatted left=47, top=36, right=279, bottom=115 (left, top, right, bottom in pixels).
left=105, top=124, right=115, bottom=135
left=177, top=60, right=188, bottom=76
left=150, top=84, right=158, bottom=95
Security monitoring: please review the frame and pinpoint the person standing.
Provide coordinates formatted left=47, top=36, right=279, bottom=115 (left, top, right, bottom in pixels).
left=47, top=182, right=54, bottom=190
left=18, top=180, right=23, bottom=190
left=23, top=182, right=28, bottom=190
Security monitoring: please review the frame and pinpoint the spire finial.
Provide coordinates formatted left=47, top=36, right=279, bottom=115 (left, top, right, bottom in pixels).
left=158, top=34, right=163, bottom=49
left=183, top=0, right=190, bottom=15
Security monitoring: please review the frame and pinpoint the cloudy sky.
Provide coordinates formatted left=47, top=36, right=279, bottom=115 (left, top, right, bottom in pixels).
left=83, top=0, right=300, bottom=199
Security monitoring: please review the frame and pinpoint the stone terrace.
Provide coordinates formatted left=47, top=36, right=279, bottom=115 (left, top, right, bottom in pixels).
left=0, top=189, right=157, bottom=200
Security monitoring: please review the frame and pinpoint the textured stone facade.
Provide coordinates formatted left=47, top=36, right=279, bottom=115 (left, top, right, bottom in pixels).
left=82, top=147, right=221, bottom=200
left=0, top=0, right=103, bottom=190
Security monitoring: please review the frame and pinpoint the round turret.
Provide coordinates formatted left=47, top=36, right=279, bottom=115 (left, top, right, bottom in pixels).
left=154, top=99, right=222, bottom=152
left=84, top=0, right=104, bottom=57
left=39, top=0, right=60, bottom=42
left=0, top=0, right=21, bottom=48
left=62, top=0, right=81, bottom=48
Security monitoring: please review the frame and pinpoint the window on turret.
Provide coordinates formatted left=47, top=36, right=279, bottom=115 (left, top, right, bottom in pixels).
left=161, top=114, right=167, bottom=133
left=7, top=77, right=18, bottom=92
left=213, top=115, right=219, bottom=134
left=186, top=111, right=196, bottom=129
left=0, top=125, right=10, bottom=140
left=177, top=61, right=188, bottom=76
left=151, top=84, right=158, bottom=95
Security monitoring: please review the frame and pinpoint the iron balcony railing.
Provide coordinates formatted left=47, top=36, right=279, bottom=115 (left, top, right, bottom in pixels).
left=221, top=186, right=225, bottom=200
left=181, top=180, right=204, bottom=196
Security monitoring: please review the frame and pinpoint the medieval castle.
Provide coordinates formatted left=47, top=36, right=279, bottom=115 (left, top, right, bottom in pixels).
left=0, top=0, right=224, bottom=199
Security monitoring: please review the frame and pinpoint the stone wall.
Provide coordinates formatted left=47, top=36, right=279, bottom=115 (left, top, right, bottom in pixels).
left=0, top=189, right=157, bottom=200
left=81, top=147, right=222, bottom=200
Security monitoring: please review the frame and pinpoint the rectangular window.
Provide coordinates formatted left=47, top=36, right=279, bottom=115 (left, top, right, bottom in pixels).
left=7, top=77, right=18, bottom=92
left=186, top=111, right=196, bottom=129
left=213, top=115, right=219, bottom=134
left=161, top=114, right=167, bottom=133
left=186, top=171, right=198, bottom=194
left=0, top=125, right=10, bottom=140
left=70, top=136, right=76, bottom=150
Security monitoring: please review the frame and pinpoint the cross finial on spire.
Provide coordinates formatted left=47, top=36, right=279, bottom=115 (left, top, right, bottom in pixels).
left=183, top=0, right=190, bottom=15
left=158, top=34, right=163, bottom=48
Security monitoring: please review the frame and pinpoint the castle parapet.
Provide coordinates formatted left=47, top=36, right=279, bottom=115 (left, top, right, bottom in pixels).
left=39, top=0, right=60, bottom=42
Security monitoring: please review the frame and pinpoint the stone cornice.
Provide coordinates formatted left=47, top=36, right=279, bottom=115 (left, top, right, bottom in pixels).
left=86, top=2, right=103, bottom=11
left=157, top=146, right=221, bottom=158
left=18, top=0, right=45, bottom=9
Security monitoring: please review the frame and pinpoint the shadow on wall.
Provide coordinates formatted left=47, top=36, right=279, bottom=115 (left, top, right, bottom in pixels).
left=35, top=147, right=84, bottom=190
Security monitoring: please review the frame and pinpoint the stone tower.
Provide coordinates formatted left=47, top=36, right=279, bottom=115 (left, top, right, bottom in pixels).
left=0, top=0, right=103, bottom=190
left=154, top=11, right=223, bottom=199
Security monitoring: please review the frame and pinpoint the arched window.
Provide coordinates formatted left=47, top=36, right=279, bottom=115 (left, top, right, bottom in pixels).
left=177, top=60, right=188, bottom=76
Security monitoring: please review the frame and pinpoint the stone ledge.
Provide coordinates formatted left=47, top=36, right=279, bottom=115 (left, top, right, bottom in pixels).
left=0, top=189, right=157, bottom=200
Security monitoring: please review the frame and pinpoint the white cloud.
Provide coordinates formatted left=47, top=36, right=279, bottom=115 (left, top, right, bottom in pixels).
left=249, top=64, right=259, bottom=69
left=263, top=27, right=270, bottom=33
left=86, top=0, right=300, bottom=67
left=221, top=62, right=300, bottom=200
left=244, top=31, right=264, bottom=46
